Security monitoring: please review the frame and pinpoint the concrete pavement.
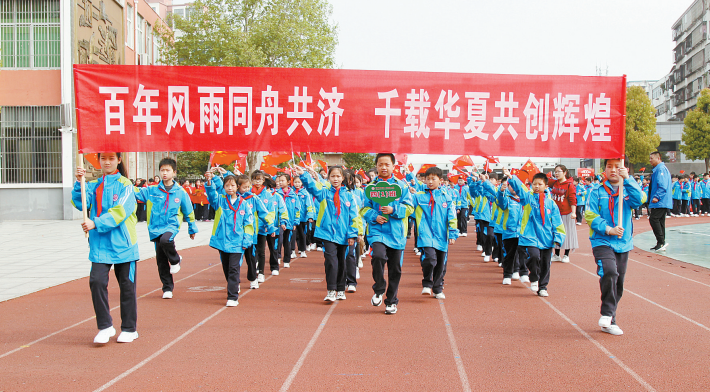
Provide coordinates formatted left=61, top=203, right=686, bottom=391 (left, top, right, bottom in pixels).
left=0, top=219, right=214, bottom=302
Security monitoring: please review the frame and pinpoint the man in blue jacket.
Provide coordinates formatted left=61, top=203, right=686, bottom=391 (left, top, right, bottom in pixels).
left=648, top=152, right=672, bottom=251
left=585, top=158, right=646, bottom=335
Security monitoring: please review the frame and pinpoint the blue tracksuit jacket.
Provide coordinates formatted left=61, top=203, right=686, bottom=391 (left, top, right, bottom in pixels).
left=205, top=182, right=254, bottom=253
left=411, top=187, right=459, bottom=252
left=585, top=178, right=646, bottom=253
left=649, top=162, right=672, bottom=209
left=134, top=181, right=198, bottom=241
left=360, top=175, right=414, bottom=250
left=276, top=187, right=301, bottom=229
left=509, top=176, right=566, bottom=249
left=300, top=174, right=362, bottom=245
left=496, top=188, right=522, bottom=240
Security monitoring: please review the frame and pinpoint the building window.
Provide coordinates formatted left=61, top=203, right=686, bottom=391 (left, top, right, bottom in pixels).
left=146, top=22, right=152, bottom=63
left=137, top=14, right=144, bottom=55
left=0, top=106, right=62, bottom=184
left=126, top=3, right=133, bottom=49
left=0, top=0, right=60, bottom=68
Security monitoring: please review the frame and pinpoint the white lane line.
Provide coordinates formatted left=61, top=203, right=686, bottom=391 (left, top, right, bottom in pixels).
left=668, top=228, right=710, bottom=237
left=568, top=262, right=710, bottom=333
left=538, top=295, right=657, bottom=392
left=93, top=276, right=270, bottom=392
left=0, top=263, right=220, bottom=360
left=279, top=301, right=338, bottom=392
left=439, top=301, right=471, bottom=392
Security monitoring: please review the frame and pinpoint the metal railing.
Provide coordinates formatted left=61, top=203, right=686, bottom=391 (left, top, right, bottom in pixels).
left=0, top=0, right=60, bottom=68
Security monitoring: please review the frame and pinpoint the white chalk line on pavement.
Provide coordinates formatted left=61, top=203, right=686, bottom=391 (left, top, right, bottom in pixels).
left=93, top=276, right=271, bottom=392
left=279, top=301, right=338, bottom=392
left=0, top=263, right=220, bottom=360
left=439, top=301, right=472, bottom=392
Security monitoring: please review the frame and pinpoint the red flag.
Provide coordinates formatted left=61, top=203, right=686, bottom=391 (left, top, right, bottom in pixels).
left=448, top=172, right=460, bottom=183
left=395, top=153, right=408, bottom=165
left=484, top=161, right=492, bottom=173
left=452, top=165, right=469, bottom=174
left=357, top=169, right=370, bottom=182
left=209, top=151, right=247, bottom=167
left=418, top=164, right=436, bottom=174
left=451, top=155, right=474, bottom=167
left=510, top=168, right=520, bottom=176
left=517, top=159, right=540, bottom=183
left=317, top=160, right=328, bottom=172
left=484, top=156, right=500, bottom=164
left=259, top=161, right=278, bottom=176
left=680, top=170, right=686, bottom=174
left=546, top=171, right=554, bottom=179
left=407, top=163, right=414, bottom=173
left=84, top=153, right=101, bottom=170
left=263, top=152, right=291, bottom=167
left=393, top=165, right=405, bottom=180
left=639, top=167, right=646, bottom=172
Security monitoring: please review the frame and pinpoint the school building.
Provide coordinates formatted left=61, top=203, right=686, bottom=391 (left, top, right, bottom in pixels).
left=0, top=0, right=173, bottom=220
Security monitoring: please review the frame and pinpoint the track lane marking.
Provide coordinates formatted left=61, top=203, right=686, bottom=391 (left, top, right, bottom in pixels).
left=93, top=276, right=271, bottom=392
left=0, top=263, right=220, bottom=360
left=438, top=301, right=471, bottom=392
left=279, top=301, right=338, bottom=392
left=568, top=262, right=710, bottom=333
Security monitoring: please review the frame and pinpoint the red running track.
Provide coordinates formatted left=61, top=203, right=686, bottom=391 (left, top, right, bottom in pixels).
left=2, top=217, right=710, bottom=391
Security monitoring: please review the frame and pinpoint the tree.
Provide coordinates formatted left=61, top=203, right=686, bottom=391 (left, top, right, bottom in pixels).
left=625, top=86, right=660, bottom=172
left=681, top=89, right=710, bottom=173
left=158, top=0, right=339, bottom=172
left=176, top=151, right=211, bottom=179
left=342, top=153, right=375, bottom=170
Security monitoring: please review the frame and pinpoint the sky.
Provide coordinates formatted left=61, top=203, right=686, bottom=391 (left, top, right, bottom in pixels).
left=328, top=0, right=692, bottom=81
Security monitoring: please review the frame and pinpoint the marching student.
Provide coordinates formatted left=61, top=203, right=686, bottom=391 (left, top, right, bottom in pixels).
left=343, top=170, right=365, bottom=292
left=468, top=173, right=498, bottom=262
left=293, top=165, right=362, bottom=302
left=496, top=176, right=525, bottom=284
left=454, top=176, right=473, bottom=237
left=292, top=176, right=315, bottom=258
left=702, top=173, right=710, bottom=216
left=680, top=175, right=691, bottom=216
left=275, top=173, right=301, bottom=268
left=410, top=166, right=459, bottom=299
left=575, top=177, right=587, bottom=225
left=72, top=152, right=139, bottom=344
left=203, top=171, right=254, bottom=307
left=134, top=158, right=198, bottom=300
left=212, top=167, right=273, bottom=290
left=361, top=153, right=414, bottom=315
left=505, top=168, right=566, bottom=297
left=585, top=158, right=646, bottom=335
left=549, top=165, right=578, bottom=263
left=671, top=175, right=681, bottom=216
left=691, top=175, right=702, bottom=216
left=256, top=174, right=288, bottom=281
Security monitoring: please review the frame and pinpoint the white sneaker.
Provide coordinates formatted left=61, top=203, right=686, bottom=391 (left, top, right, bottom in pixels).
left=284, top=262, right=290, bottom=268
left=422, top=287, right=432, bottom=295
left=414, top=249, right=421, bottom=256
left=250, top=280, right=259, bottom=289
left=116, top=331, right=139, bottom=343
left=658, top=243, right=669, bottom=251
left=371, top=294, right=383, bottom=306
left=461, top=233, right=467, bottom=237
left=226, top=299, right=239, bottom=307
left=93, top=326, right=116, bottom=344
left=336, top=291, right=346, bottom=300
left=601, top=325, right=624, bottom=335
left=300, top=251, right=307, bottom=258
left=257, top=273, right=265, bottom=283
left=477, top=245, right=483, bottom=251
left=481, top=252, right=486, bottom=257
left=347, top=285, right=357, bottom=293
left=317, top=247, right=323, bottom=251
left=237, top=284, right=241, bottom=294
left=434, top=292, right=446, bottom=299
left=575, top=222, right=582, bottom=225
left=271, top=269, right=279, bottom=276
left=512, top=272, right=520, bottom=280
left=170, top=261, right=181, bottom=274
left=291, top=251, right=297, bottom=259
left=530, top=281, right=539, bottom=292
left=324, top=290, right=337, bottom=301
left=561, top=255, right=570, bottom=263
left=278, top=258, right=282, bottom=264
left=385, top=304, right=398, bottom=314
left=502, top=278, right=512, bottom=285
left=520, top=275, right=530, bottom=283
left=598, top=315, right=612, bottom=328
left=358, top=258, right=364, bottom=268
left=498, top=262, right=502, bottom=267
left=538, top=289, right=549, bottom=297
left=356, top=267, right=360, bottom=279
left=551, top=254, right=561, bottom=262
left=162, top=291, right=173, bottom=299
left=483, top=255, right=490, bottom=262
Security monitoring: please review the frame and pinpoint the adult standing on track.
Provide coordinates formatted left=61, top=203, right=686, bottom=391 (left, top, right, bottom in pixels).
left=648, top=151, right=672, bottom=251
left=549, top=165, right=578, bottom=263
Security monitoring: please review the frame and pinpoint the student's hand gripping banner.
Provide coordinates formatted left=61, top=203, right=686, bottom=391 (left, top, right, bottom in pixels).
left=74, top=65, right=626, bottom=158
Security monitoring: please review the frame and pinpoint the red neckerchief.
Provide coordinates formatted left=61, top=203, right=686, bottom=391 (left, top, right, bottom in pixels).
left=252, top=185, right=265, bottom=196
left=458, top=185, right=463, bottom=195
left=95, top=170, right=119, bottom=217
left=428, top=189, right=436, bottom=215
left=158, top=181, right=175, bottom=214
left=602, top=182, right=619, bottom=227
left=333, top=186, right=341, bottom=217
left=282, top=187, right=291, bottom=198
left=537, top=192, right=546, bottom=225
left=226, top=194, right=243, bottom=233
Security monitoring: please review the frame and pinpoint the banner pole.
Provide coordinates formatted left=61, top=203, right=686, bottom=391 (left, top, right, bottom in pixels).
left=78, top=153, right=89, bottom=239
left=618, top=159, right=624, bottom=239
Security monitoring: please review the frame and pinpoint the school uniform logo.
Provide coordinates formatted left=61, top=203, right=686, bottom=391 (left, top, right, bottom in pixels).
left=239, top=210, right=245, bottom=215
left=442, top=202, right=447, bottom=208
left=291, top=199, right=295, bottom=203
left=345, top=202, right=351, bottom=207
left=547, top=209, right=551, bottom=215
left=113, top=194, right=118, bottom=202
left=273, top=201, right=278, bottom=206
left=174, top=198, right=180, bottom=203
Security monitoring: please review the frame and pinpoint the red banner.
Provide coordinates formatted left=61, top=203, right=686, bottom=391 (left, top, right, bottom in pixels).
left=74, top=65, right=626, bottom=158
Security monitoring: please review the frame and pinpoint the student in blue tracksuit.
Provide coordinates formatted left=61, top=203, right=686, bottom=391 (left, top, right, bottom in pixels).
left=203, top=171, right=255, bottom=307
left=496, top=176, right=526, bottom=284
left=134, top=158, right=198, bottom=300
left=680, top=175, right=691, bottom=215
left=505, top=168, right=566, bottom=297
left=292, top=176, right=315, bottom=258
left=454, top=177, right=472, bottom=236
left=212, top=168, right=273, bottom=289
left=575, top=177, right=587, bottom=224
left=691, top=175, right=702, bottom=216
left=275, top=173, right=301, bottom=268
left=585, top=158, right=646, bottom=336
left=72, top=152, right=139, bottom=344
left=411, top=166, right=459, bottom=299
left=253, top=172, right=287, bottom=281
left=343, top=170, right=366, bottom=292
left=702, top=174, right=710, bottom=216
left=671, top=175, right=681, bottom=216
left=295, top=165, right=362, bottom=302
left=468, top=173, right=498, bottom=262
left=361, top=153, right=414, bottom=315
